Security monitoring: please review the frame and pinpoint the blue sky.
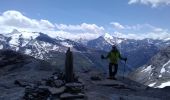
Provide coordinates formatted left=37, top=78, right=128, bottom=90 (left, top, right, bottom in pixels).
left=0, top=0, right=170, bottom=40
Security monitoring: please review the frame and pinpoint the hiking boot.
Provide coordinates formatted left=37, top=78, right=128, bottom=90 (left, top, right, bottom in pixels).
left=107, top=76, right=113, bottom=79
left=107, top=77, right=117, bottom=80
left=112, top=77, right=117, bottom=80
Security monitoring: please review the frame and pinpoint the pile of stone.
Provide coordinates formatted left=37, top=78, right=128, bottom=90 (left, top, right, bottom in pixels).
left=14, top=72, right=85, bottom=100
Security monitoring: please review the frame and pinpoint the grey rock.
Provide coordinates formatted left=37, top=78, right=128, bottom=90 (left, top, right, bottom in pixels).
left=60, top=93, right=85, bottom=99
left=48, top=86, right=66, bottom=95
left=66, top=82, right=84, bottom=93
left=54, top=80, right=65, bottom=88
left=39, top=86, right=66, bottom=95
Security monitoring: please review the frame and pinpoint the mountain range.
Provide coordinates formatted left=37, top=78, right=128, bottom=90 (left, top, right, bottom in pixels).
left=0, top=29, right=170, bottom=75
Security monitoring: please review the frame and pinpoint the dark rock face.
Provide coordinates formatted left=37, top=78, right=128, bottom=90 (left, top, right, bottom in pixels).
left=129, top=46, right=170, bottom=88
left=0, top=50, right=58, bottom=100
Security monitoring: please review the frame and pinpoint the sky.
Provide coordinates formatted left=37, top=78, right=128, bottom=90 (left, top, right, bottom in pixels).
left=0, top=0, right=170, bottom=40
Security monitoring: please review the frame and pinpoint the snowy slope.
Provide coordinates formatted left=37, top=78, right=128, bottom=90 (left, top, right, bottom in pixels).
left=129, top=46, right=170, bottom=88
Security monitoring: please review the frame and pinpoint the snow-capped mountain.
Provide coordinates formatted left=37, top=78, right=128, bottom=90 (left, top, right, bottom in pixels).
left=0, top=29, right=108, bottom=72
left=129, top=46, right=170, bottom=88
left=0, top=30, right=169, bottom=74
left=87, top=33, right=124, bottom=51
left=0, top=29, right=90, bottom=59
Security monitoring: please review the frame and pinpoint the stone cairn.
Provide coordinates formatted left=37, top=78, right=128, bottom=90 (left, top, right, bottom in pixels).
left=65, top=47, right=74, bottom=83
left=15, top=48, right=85, bottom=100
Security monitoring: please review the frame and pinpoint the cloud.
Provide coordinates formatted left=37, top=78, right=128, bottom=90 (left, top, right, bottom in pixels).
left=110, top=22, right=125, bottom=29
left=55, top=23, right=104, bottom=34
left=114, top=31, right=170, bottom=40
left=0, top=10, right=104, bottom=40
left=111, top=22, right=166, bottom=33
left=48, top=30, right=102, bottom=40
left=0, top=10, right=169, bottom=41
left=110, top=22, right=170, bottom=40
left=128, top=0, right=170, bottom=7
left=0, top=10, right=55, bottom=32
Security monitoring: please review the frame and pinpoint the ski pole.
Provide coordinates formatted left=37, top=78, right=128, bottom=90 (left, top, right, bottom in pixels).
left=123, top=60, right=126, bottom=80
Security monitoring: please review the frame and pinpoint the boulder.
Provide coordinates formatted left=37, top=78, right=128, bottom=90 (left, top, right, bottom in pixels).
left=48, top=86, right=66, bottom=95
left=54, top=80, right=65, bottom=88
left=60, top=93, right=85, bottom=99
left=39, top=86, right=66, bottom=95
left=24, top=86, right=51, bottom=100
left=66, top=82, right=84, bottom=93
left=14, top=80, right=33, bottom=87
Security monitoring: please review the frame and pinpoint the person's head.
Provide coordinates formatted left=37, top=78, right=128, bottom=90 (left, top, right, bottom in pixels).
left=112, top=45, right=117, bottom=51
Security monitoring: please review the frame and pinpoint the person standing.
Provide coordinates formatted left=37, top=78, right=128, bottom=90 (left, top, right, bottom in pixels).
left=101, top=45, right=127, bottom=80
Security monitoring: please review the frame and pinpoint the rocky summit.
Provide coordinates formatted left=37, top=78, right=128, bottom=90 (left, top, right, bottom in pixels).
left=0, top=50, right=170, bottom=100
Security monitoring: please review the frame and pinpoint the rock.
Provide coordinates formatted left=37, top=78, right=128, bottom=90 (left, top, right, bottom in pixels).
left=40, top=80, right=47, bottom=86
left=48, top=86, right=65, bottom=95
left=54, top=80, right=65, bottom=88
left=60, top=93, right=85, bottom=99
left=52, top=72, right=65, bottom=80
left=90, top=76, right=102, bottom=81
left=89, top=71, right=104, bottom=81
left=44, top=77, right=56, bottom=87
left=39, top=86, right=66, bottom=95
left=93, top=79, right=125, bottom=86
left=66, top=82, right=84, bottom=87
left=66, top=82, right=84, bottom=93
left=44, top=77, right=65, bottom=87
left=24, top=86, right=51, bottom=100
left=14, top=80, right=32, bottom=87
left=162, top=86, right=170, bottom=92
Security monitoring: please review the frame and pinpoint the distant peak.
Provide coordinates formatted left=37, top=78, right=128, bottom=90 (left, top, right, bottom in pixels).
left=103, top=33, right=113, bottom=39
left=11, top=29, right=20, bottom=33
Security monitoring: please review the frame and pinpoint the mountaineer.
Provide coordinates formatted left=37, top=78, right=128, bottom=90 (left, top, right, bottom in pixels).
left=101, top=45, right=127, bottom=80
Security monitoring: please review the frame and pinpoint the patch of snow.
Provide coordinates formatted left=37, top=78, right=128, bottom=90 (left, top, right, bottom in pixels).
left=157, top=81, right=170, bottom=88
left=160, top=60, right=170, bottom=73
left=55, top=36, right=65, bottom=41
left=9, top=34, right=20, bottom=46
left=61, top=42, right=73, bottom=47
left=52, top=45, right=59, bottom=50
left=8, top=30, right=39, bottom=47
left=160, top=68, right=165, bottom=73
left=164, top=38, right=170, bottom=41
left=163, top=60, right=170, bottom=68
left=141, top=65, right=152, bottom=73
left=41, top=42, right=51, bottom=47
left=0, top=45, right=3, bottom=49
left=117, top=39, right=123, bottom=44
left=103, top=33, right=115, bottom=45
left=25, top=49, right=32, bottom=55
left=15, top=47, right=19, bottom=51
left=20, top=31, right=39, bottom=39
left=148, top=82, right=156, bottom=87
left=103, top=33, right=113, bottom=40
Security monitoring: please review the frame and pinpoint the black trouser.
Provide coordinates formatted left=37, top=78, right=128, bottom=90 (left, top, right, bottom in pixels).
left=109, top=63, right=118, bottom=77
